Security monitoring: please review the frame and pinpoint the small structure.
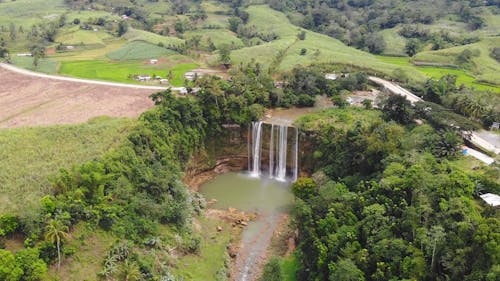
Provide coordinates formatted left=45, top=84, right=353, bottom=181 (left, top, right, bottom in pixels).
left=178, top=87, right=188, bottom=95
left=136, top=75, right=152, bottom=82
left=150, top=59, right=158, bottom=64
left=491, top=122, right=499, bottom=130
left=325, top=73, right=337, bottom=80
left=479, top=193, right=500, bottom=207
left=184, top=71, right=203, bottom=81
left=66, top=46, right=75, bottom=50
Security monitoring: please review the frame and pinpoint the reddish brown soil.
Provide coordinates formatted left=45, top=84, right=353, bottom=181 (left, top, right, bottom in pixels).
left=0, top=68, right=156, bottom=128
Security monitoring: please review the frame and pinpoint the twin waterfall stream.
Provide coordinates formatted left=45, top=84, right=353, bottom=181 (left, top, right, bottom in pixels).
left=248, top=121, right=299, bottom=182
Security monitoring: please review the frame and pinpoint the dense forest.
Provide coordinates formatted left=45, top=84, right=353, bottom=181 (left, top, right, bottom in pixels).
left=288, top=109, right=499, bottom=280
left=267, top=0, right=497, bottom=54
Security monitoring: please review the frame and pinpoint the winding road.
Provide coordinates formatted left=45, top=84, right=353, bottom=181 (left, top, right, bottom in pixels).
left=369, top=76, right=498, bottom=163
left=0, top=62, right=185, bottom=91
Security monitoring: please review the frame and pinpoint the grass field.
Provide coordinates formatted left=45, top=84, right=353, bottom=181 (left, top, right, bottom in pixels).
left=378, top=28, right=408, bottom=56
left=56, top=27, right=113, bottom=46
left=0, top=0, right=66, bottom=28
left=184, top=29, right=244, bottom=49
left=106, top=40, right=177, bottom=60
left=123, top=28, right=185, bottom=46
left=0, top=117, right=135, bottom=216
left=376, top=55, right=500, bottom=92
left=46, top=223, right=116, bottom=281
left=170, top=216, right=233, bottom=280
left=281, top=254, right=299, bottom=281
left=228, top=5, right=426, bottom=81
left=10, top=56, right=60, bottom=74
left=59, top=60, right=197, bottom=86
left=413, top=37, right=500, bottom=85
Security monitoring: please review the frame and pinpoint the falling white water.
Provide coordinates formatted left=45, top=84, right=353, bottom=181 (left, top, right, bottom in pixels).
left=248, top=122, right=299, bottom=182
left=269, top=124, right=275, bottom=178
left=250, top=121, right=263, bottom=177
left=293, top=127, right=299, bottom=182
left=276, top=125, right=288, bottom=181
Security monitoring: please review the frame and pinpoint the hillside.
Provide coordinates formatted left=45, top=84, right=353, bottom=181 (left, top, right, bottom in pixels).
left=1, top=1, right=498, bottom=91
left=0, top=117, right=135, bottom=216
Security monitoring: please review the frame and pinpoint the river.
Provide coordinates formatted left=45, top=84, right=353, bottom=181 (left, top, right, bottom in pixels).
left=200, top=172, right=293, bottom=281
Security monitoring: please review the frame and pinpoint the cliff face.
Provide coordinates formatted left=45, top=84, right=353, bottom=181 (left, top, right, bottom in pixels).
left=183, top=126, right=249, bottom=190
left=183, top=124, right=314, bottom=190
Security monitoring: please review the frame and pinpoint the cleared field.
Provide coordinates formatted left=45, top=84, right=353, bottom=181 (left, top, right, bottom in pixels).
left=106, top=40, right=177, bottom=60
left=0, top=117, right=135, bottom=216
left=184, top=29, right=244, bottom=49
left=0, top=67, right=155, bottom=128
left=0, top=0, right=66, bottom=28
left=376, top=55, right=500, bottom=92
left=10, top=56, right=60, bottom=74
left=56, top=28, right=113, bottom=46
left=413, top=37, right=500, bottom=85
left=59, top=60, right=197, bottom=86
left=123, top=28, right=185, bottom=46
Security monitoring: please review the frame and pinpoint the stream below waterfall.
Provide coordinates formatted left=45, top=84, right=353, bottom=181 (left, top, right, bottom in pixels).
left=200, top=172, right=293, bottom=281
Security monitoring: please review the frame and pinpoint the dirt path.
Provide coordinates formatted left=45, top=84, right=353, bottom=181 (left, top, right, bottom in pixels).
left=0, top=67, right=158, bottom=127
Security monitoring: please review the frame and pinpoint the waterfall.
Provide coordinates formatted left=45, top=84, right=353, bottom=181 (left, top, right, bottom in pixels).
left=248, top=122, right=299, bottom=182
left=293, top=127, right=299, bottom=182
left=269, top=124, right=275, bottom=178
left=250, top=121, right=263, bottom=177
left=275, top=125, right=288, bottom=181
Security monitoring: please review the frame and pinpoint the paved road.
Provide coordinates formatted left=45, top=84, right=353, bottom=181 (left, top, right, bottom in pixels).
left=463, top=146, right=495, bottom=165
left=368, top=76, right=423, bottom=103
left=369, top=76, right=498, bottom=160
left=0, top=62, right=185, bottom=91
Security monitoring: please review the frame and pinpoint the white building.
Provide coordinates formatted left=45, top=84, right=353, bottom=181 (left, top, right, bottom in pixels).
left=480, top=193, right=500, bottom=207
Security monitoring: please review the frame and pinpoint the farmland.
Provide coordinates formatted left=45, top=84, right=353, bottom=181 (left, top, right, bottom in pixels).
left=0, top=117, right=135, bottom=216
left=1, top=1, right=498, bottom=91
left=0, top=67, right=156, bottom=127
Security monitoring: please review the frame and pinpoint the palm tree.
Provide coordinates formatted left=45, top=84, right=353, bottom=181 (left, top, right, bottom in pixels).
left=119, top=260, right=141, bottom=281
left=45, top=219, right=70, bottom=269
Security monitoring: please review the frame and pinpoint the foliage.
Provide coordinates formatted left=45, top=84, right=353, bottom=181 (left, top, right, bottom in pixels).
left=380, top=94, right=414, bottom=125
left=293, top=106, right=499, bottom=281
left=261, top=256, right=283, bottom=281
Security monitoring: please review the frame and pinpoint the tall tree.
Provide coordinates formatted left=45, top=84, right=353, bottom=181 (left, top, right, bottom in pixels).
left=45, top=219, right=70, bottom=269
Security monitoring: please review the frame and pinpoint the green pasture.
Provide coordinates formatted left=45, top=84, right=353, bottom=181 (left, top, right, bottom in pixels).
left=414, top=37, right=500, bottom=85
left=228, top=5, right=426, bottom=80
left=123, top=28, right=185, bottom=46
left=375, top=55, right=500, bottom=92
left=59, top=60, right=197, bottom=86
left=56, top=27, right=113, bottom=46
left=0, top=0, right=66, bottom=27
left=170, top=217, right=233, bottom=280
left=10, top=56, right=59, bottom=74
left=0, top=117, right=136, bottom=216
left=184, top=29, right=244, bottom=49
left=378, top=28, right=407, bottom=56
left=106, top=40, right=177, bottom=60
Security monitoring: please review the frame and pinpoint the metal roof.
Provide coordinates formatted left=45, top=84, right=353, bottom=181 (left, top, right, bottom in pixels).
left=479, top=193, right=500, bottom=207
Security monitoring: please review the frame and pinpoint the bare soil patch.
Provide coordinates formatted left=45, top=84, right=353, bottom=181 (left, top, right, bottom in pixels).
left=0, top=68, right=156, bottom=128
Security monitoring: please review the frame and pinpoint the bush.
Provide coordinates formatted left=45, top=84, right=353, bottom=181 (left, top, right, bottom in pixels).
left=260, top=256, right=283, bottom=281
left=0, top=214, right=19, bottom=236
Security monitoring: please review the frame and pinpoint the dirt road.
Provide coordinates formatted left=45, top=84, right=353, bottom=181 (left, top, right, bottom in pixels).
left=0, top=63, right=175, bottom=90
